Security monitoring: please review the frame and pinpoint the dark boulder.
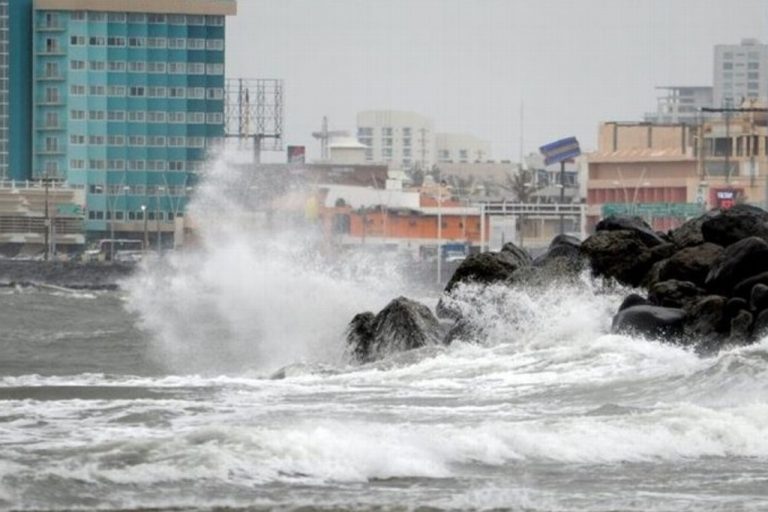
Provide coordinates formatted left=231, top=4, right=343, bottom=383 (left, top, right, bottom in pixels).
left=346, top=297, right=443, bottom=363
left=750, top=283, right=768, bottom=312
left=726, top=297, right=749, bottom=319
left=705, top=237, right=768, bottom=295
left=701, top=204, right=768, bottom=247
left=618, top=293, right=649, bottom=312
left=657, top=243, right=723, bottom=287
left=648, top=280, right=705, bottom=309
left=443, top=243, right=530, bottom=293
left=684, top=295, right=728, bottom=347
left=532, top=234, right=585, bottom=272
left=668, top=210, right=720, bottom=249
left=752, top=310, right=768, bottom=340
left=728, top=310, right=753, bottom=346
left=733, top=271, right=768, bottom=299
left=611, top=305, right=686, bottom=341
left=596, top=215, right=666, bottom=247
left=582, top=230, right=666, bottom=287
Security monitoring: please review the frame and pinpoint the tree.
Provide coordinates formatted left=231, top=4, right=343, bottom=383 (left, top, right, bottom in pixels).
left=501, top=168, right=539, bottom=202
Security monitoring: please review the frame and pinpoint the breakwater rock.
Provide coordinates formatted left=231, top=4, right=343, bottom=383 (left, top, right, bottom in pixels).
left=346, top=204, right=768, bottom=362
left=0, top=260, right=134, bottom=290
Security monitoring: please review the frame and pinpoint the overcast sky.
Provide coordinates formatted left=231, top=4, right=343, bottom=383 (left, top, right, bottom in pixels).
left=226, top=0, right=768, bottom=162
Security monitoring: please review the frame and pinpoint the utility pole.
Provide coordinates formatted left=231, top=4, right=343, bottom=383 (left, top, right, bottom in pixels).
left=559, top=161, right=566, bottom=234
left=43, top=177, right=50, bottom=261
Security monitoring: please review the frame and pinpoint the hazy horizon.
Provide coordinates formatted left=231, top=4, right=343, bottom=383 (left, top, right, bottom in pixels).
left=227, top=0, right=768, bottom=163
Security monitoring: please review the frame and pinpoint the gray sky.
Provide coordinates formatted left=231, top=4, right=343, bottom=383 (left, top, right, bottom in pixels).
left=226, top=0, right=768, bottom=162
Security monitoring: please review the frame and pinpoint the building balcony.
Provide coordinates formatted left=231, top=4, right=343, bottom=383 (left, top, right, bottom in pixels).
left=35, top=149, right=66, bottom=156
left=36, top=125, right=66, bottom=132
left=36, top=75, right=66, bottom=82
left=36, top=24, right=65, bottom=32
left=36, top=51, right=66, bottom=57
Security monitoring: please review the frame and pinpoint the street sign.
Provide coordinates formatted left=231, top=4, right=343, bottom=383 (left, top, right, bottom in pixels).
left=539, top=137, right=581, bottom=166
left=602, top=202, right=704, bottom=218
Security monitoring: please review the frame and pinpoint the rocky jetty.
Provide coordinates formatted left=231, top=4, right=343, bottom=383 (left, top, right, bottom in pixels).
left=581, top=204, right=768, bottom=351
left=345, top=204, right=768, bottom=362
left=0, top=260, right=133, bottom=290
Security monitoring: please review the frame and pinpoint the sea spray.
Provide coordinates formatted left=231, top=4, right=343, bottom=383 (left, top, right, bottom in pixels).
left=124, top=149, right=413, bottom=374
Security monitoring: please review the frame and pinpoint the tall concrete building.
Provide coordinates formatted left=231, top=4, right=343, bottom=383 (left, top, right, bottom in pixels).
left=357, top=110, right=435, bottom=171
left=644, top=86, right=714, bottom=124
left=31, top=0, right=236, bottom=241
left=0, top=0, right=34, bottom=181
left=714, top=38, right=768, bottom=107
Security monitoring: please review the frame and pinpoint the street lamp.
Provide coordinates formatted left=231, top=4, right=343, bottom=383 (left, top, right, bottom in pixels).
left=156, top=186, right=165, bottom=251
left=140, top=204, right=148, bottom=251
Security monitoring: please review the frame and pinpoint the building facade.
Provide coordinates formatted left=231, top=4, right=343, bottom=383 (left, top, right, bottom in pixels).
left=713, top=38, right=768, bottom=107
left=31, top=0, right=236, bottom=241
left=644, top=86, right=714, bottom=125
left=357, top=110, right=435, bottom=172
left=435, top=133, right=490, bottom=164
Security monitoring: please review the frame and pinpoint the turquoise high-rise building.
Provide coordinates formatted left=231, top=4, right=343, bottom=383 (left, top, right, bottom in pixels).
left=31, top=0, right=236, bottom=242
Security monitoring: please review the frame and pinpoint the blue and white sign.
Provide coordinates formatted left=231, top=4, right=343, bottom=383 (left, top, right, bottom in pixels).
left=539, top=137, right=581, bottom=166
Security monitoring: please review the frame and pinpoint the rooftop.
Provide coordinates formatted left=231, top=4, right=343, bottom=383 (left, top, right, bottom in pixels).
left=33, top=0, right=237, bottom=15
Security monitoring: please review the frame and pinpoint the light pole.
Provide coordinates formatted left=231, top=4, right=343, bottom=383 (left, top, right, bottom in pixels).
left=141, top=204, right=148, bottom=252
left=436, top=170, right=443, bottom=285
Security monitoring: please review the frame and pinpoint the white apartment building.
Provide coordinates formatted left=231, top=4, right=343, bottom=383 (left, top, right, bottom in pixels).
left=714, top=38, right=768, bottom=107
left=435, top=133, right=491, bottom=163
left=644, top=86, right=714, bottom=124
left=356, top=110, right=435, bottom=171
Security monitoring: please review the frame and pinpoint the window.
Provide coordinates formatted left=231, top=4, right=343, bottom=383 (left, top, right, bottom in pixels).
left=749, top=62, right=760, bottom=70
left=44, top=136, right=58, bottom=152
left=128, top=135, right=145, bottom=146
left=127, top=13, right=146, bottom=23
left=168, top=112, right=186, bottom=123
left=206, top=87, right=224, bottom=99
left=187, top=63, right=205, bottom=75
left=70, top=109, right=85, bottom=120
left=748, top=82, right=759, bottom=90
left=89, top=85, right=105, bottom=96
left=88, top=110, right=105, bottom=121
left=168, top=136, right=185, bottom=147
left=382, top=127, right=393, bottom=136
left=89, top=36, right=106, bottom=46
left=168, top=62, right=186, bottom=74
left=723, top=62, right=733, bottom=70
left=403, top=137, right=411, bottom=147
left=168, top=14, right=185, bottom=25
left=148, top=62, right=167, bottom=73
left=108, top=86, right=126, bottom=97
left=69, top=85, right=85, bottom=96
left=45, top=87, right=60, bottom=103
left=187, top=87, right=205, bottom=99
left=108, top=135, right=125, bottom=146
left=128, top=61, right=146, bottom=73
left=402, top=127, right=412, bottom=136
left=128, top=160, right=145, bottom=171
left=148, top=136, right=166, bottom=147
left=88, top=135, right=105, bottom=145
left=383, top=138, right=393, bottom=147
left=128, top=111, right=145, bottom=122
left=358, top=127, right=373, bottom=136
left=128, top=37, right=145, bottom=48
left=186, top=161, right=204, bottom=172
left=107, top=37, right=125, bottom=47
left=187, top=15, right=204, bottom=25
left=70, top=159, right=85, bottom=169
left=188, top=38, right=206, bottom=49
left=188, top=112, right=205, bottom=123
left=89, top=159, right=106, bottom=170
left=206, top=112, right=224, bottom=124
left=89, top=60, right=106, bottom=71
left=148, top=160, right=166, bottom=171
left=108, top=111, right=125, bottom=122
left=168, top=87, right=185, bottom=98
left=88, top=12, right=105, bottom=22
left=44, top=62, right=59, bottom=78
left=70, top=60, right=85, bottom=70
left=148, top=111, right=166, bottom=123
left=206, top=64, right=224, bottom=75
left=169, top=161, right=184, bottom=171
left=147, top=38, right=166, bottom=49
left=207, top=15, right=224, bottom=26
left=71, top=11, right=86, bottom=21
left=206, top=39, right=225, bottom=50
left=148, top=86, right=166, bottom=98
left=148, top=14, right=166, bottom=24
left=129, top=86, right=145, bottom=97
left=108, top=61, right=126, bottom=72
left=108, top=13, right=126, bottom=23
left=168, top=38, right=186, bottom=49
left=70, top=35, right=85, bottom=46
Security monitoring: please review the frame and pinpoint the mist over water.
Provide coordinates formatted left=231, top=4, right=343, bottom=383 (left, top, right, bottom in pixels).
left=124, top=150, right=413, bottom=374
left=4, top=149, right=768, bottom=510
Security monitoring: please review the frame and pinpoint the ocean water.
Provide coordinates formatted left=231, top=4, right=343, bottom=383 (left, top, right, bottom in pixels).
left=2, top=155, right=768, bottom=511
